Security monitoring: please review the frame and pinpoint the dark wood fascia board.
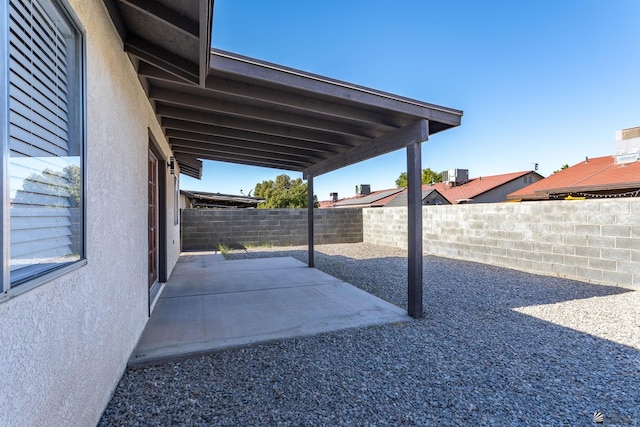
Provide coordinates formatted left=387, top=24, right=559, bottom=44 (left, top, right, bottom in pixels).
left=119, top=0, right=199, bottom=37
left=149, top=86, right=377, bottom=139
left=210, top=49, right=463, bottom=127
left=125, top=36, right=199, bottom=85
left=174, top=153, right=202, bottom=168
left=199, top=0, right=214, bottom=87
left=175, top=163, right=201, bottom=177
left=178, top=166, right=201, bottom=179
left=156, top=105, right=360, bottom=148
left=162, top=118, right=340, bottom=154
left=304, top=119, right=429, bottom=178
left=174, top=154, right=202, bottom=179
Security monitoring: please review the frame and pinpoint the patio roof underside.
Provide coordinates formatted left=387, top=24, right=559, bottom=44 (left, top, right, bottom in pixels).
left=104, top=0, right=463, bottom=179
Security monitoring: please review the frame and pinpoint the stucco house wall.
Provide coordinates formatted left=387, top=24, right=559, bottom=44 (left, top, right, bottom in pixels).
left=0, top=1, right=180, bottom=426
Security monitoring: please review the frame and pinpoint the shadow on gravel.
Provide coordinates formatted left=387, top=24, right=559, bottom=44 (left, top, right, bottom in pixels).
left=224, top=247, right=639, bottom=426
left=100, top=246, right=638, bottom=426
left=226, top=247, right=633, bottom=309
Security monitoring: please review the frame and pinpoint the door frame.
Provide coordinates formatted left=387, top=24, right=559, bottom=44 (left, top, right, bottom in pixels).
left=148, top=149, right=159, bottom=289
left=148, top=133, right=168, bottom=311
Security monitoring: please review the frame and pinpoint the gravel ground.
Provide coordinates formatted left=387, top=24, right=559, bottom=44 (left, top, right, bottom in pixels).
left=100, top=243, right=639, bottom=426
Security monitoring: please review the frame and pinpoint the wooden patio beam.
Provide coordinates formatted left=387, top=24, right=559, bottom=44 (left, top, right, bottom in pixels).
left=304, top=119, right=428, bottom=178
left=138, top=62, right=187, bottom=85
left=205, top=75, right=398, bottom=129
left=125, top=37, right=199, bottom=85
left=150, top=86, right=375, bottom=138
left=167, top=130, right=328, bottom=161
left=307, top=175, right=315, bottom=268
left=171, top=146, right=307, bottom=171
left=156, top=104, right=359, bottom=148
left=407, top=137, right=425, bottom=319
left=119, top=0, right=199, bottom=37
left=162, top=118, right=340, bottom=154
left=169, top=141, right=313, bottom=167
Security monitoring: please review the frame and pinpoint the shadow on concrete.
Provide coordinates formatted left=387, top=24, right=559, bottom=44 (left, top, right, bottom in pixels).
left=129, top=252, right=409, bottom=366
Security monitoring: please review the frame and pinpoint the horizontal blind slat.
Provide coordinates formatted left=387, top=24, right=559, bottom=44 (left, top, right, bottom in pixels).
left=8, top=0, right=81, bottom=286
left=10, top=125, right=69, bottom=157
left=11, top=224, right=73, bottom=244
left=10, top=75, right=70, bottom=131
left=9, top=36, right=70, bottom=97
left=10, top=236, right=73, bottom=260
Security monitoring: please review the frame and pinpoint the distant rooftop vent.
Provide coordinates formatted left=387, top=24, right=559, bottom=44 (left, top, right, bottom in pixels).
left=441, top=169, right=469, bottom=185
left=355, top=184, right=371, bottom=196
left=330, top=192, right=339, bottom=202
left=615, top=126, right=640, bottom=164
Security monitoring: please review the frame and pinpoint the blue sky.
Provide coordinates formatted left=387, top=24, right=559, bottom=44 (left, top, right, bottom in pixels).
left=180, top=0, right=640, bottom=201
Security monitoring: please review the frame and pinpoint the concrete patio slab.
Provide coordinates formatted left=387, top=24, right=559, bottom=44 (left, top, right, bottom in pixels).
left=129, top=253, right=409, bottom=366
left=161, top=266, right=343, bottom=298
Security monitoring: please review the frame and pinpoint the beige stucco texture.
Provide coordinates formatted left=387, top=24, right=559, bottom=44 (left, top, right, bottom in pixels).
left=0, top=1, right=181, bottom=426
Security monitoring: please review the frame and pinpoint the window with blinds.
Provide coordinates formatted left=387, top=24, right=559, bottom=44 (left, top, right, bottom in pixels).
left=3, top=0, right=85, bottom=292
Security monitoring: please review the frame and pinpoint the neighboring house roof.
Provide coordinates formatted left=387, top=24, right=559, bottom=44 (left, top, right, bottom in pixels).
left=321, top=171, right=537, bottom=208
left=317, top=200, right=336, bottom=208
left=324, top=188, right=405, bottom=208
left=384, top=188, right=450, bottom=207
left=181, top=190, right=264, bottom=208
left=508, top=156, right=640, bottom=200
left=431, top=171, right=539, bottom=204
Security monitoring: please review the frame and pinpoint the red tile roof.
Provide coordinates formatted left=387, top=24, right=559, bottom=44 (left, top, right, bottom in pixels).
left=427, top=171, right=534, bottom=204
left=317, top=200, right=335, bottom=208
left=320, top=171, right=537, bottom=207
left=508, top=156, right=640, bottom=200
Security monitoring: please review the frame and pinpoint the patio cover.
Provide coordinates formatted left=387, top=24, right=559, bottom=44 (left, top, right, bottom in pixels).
left=103, top=0, right=463, bottom=317
left=103, top=0, right=462, bottom=179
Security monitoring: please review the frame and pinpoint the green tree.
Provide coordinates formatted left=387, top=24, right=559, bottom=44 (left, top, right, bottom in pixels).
left=395, top=172, right=408, bottom=188
left=553, top=164, right=569, bottom=174
left=395, top=168, right=443, bottom=188
left=253, top=174, right=317, bottom=208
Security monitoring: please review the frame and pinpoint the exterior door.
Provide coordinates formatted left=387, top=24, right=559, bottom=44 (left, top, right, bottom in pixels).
left=148, top=150, right=159, bottom=288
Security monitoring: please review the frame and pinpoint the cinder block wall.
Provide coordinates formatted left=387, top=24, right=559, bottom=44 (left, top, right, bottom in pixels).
left=364, top=200, right=640, bottom=288
left=182, top=208, right=363, bottom=250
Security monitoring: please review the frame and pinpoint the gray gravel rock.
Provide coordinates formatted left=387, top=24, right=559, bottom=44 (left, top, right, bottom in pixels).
left=100, top=243, right=639, bottom=426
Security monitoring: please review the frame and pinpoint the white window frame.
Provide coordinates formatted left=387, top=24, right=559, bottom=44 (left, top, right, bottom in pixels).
left=1, top=0, right=86, bottom=302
